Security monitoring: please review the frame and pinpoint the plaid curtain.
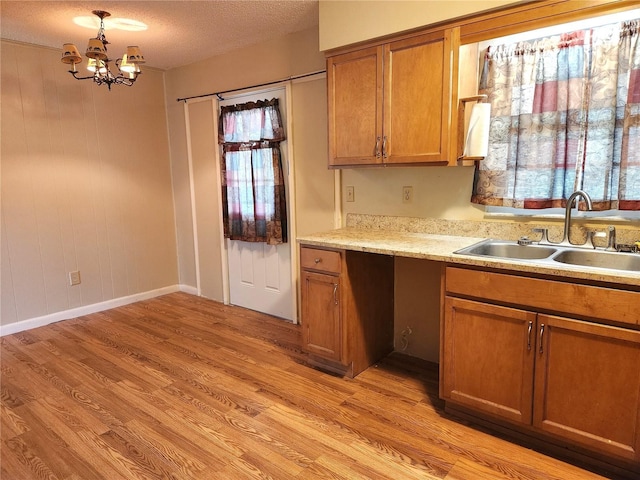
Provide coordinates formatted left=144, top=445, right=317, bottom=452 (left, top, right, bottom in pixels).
left=218, top=98, right=287, bottom=245
left=472, top=19, right=640, bottom=210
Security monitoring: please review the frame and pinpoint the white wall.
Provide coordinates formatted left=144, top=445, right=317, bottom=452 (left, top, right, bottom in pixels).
left=1, top=41, right=178, bottom=328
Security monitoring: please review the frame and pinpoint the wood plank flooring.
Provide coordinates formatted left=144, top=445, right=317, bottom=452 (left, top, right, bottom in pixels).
left=0, top=292, right=628, bottom=479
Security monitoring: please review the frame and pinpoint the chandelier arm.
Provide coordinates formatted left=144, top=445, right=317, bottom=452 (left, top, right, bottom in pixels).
left=68, top=70, right=139, bottom=86
left=69, top=71, right=98, bottom=81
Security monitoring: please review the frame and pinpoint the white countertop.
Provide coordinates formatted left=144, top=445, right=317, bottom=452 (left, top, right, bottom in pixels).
left=297, top=228, right=640, bottom=288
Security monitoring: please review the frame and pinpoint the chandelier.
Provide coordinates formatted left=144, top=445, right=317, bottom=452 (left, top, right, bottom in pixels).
left=61, top=10, right=145, bottom=90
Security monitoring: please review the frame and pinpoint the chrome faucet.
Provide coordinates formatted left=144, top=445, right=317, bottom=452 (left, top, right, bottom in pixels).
left=558, top=190, right=593, bottom=246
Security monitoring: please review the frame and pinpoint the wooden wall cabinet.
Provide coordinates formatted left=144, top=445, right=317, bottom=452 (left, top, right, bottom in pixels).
left=327, top=29, right=456, bottom=167
left=442, top=267, right=640, bottom=470
left=300, top=245, right=394, bottom=377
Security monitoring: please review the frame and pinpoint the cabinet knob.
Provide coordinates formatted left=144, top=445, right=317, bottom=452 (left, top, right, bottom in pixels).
left=314, top=258, right=321, bottom=264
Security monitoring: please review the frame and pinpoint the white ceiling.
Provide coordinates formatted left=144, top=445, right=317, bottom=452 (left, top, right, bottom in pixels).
left=0, top=0, right=319, bottom=70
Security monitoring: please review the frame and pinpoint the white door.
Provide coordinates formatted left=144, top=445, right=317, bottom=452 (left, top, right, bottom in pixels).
left=219, top=87, right=294, bottom=321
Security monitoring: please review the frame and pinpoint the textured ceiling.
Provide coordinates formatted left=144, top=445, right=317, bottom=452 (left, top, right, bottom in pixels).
left=0, top=1, right=319, bottom=70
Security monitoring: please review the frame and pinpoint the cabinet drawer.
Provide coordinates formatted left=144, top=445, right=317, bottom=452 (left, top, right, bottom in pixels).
left=300, top=247, right=341, bottom=274
left=446, top=267, right=640, bottom=326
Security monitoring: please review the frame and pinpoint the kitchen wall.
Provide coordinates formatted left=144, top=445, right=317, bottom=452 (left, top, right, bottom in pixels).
left=163, top=27, right=335, bottom=301
left=319, top=0, right=523, bottom=51
left=341, top=166, right=484, bottom=220
left=1, top=40, right=178, bottom=330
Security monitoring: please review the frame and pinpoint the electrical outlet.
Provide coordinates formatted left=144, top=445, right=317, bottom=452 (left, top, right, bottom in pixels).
left=402, top=186, right=413, bottom=204
left=346, top=186, right=355, bottom=202
left=68, top=270, right=81, bottom=286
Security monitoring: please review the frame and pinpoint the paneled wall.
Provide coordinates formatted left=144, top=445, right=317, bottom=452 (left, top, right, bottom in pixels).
left=184, top=98, right=225, bottom=300
left=1, top=41, right=178, bottom=328
left=290, top=77, right=335, bottom=237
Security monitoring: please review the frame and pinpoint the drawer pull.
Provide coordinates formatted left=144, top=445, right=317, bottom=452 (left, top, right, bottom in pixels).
left=527, top=321, right=533, bottom=351
left=301, top=247, right=341, bottom=273
left=333, top=283, right=338, bottom=305
left=539, top=324, right=545, bottom=354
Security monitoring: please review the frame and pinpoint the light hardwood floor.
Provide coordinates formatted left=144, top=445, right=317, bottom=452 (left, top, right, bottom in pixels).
left=0, top=292, right=628, bottom=479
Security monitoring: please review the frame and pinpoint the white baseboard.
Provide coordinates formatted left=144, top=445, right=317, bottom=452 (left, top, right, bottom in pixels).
left=178, top=284, right=198, bottom=295
left=0, top=284, right=195, bottom=336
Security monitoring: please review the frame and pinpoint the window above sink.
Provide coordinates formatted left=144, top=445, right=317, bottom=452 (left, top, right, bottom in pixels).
left=462, top=8, right=640, bottom=220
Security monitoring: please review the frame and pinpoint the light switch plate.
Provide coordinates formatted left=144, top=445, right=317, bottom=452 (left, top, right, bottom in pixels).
left=346, top=186, right=355, bottom=202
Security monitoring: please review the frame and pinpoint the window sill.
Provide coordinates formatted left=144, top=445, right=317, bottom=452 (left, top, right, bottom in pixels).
left=484, top=211, right=640, bottom=224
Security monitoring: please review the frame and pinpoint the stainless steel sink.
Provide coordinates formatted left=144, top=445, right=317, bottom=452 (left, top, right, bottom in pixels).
left=455, top=240, right=557, bottom=260
left=552, top=249, right=640, bottom=272
left=455, top=239, right=640, bottom=273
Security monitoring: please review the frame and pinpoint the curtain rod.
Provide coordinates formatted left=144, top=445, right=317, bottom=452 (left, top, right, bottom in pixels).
left=176, top=69, right=327, bottom=103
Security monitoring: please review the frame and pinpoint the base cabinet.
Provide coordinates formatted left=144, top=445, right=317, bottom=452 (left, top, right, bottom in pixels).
left=300, top=245, right=394, bottom=377
left=443, top=267, right=640, bottom=472
left=301, top=270, right=341, bottom=361
left=533, top=314, right=640, bottom=462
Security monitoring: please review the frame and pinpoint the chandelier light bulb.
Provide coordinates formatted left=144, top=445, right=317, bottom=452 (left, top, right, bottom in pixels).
left=87, top=59, right=107, bottom=74
left=119, top=54, right=136, bottom=73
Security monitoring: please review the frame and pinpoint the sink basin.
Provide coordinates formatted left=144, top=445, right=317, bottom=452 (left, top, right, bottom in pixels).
left=455, top=239, right=640, bottom=273
left=552, top=249, right=640, bottom=272
left=455, top=240, right=557, bottom=260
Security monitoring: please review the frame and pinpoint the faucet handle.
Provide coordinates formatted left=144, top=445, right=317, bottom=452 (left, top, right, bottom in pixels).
left=588, top=230, right=606, bottom=250
left=532, top=228, right=549, bottom=244
left=605, top=226, right=617, bottom=252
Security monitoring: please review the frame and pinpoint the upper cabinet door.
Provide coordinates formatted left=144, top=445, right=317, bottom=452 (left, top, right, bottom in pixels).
left=384, top=30, right=452, bottom=164
left=327, top=28, right=455, bottom=167
left=327, top=46, right=383, bottom=167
